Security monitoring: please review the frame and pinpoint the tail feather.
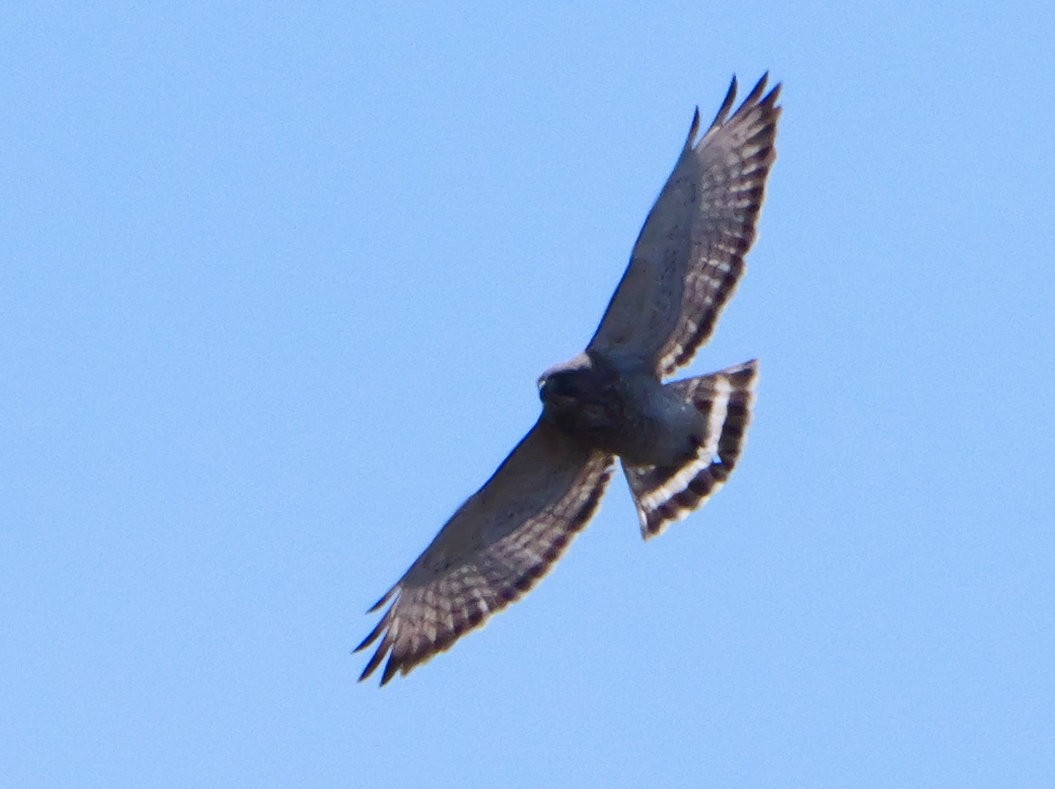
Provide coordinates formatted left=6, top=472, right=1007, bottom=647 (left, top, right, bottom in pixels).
left=623, top=360, right=758, bottom=539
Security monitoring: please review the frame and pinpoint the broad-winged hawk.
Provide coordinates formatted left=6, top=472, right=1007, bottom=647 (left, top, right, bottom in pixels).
left=357, top=75, right=781, bottom=684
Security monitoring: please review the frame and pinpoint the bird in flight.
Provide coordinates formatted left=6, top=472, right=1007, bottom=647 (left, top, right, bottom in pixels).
left=357, top=74, right=781, bottom=685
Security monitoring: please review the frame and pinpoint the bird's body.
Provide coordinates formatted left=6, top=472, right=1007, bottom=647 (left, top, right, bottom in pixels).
left=357, top=74, right=781, bottom=685
left=539, top=349, right=704, bottom=467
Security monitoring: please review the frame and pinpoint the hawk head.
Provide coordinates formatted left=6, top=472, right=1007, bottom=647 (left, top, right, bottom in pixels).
left=537, top=351, right=621, bottom=436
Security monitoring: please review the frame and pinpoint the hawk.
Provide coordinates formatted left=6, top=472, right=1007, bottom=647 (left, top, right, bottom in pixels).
left=357, top=75, right=781, bottom=685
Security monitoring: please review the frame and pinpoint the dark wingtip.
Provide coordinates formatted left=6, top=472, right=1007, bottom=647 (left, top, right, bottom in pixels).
left=358, top=637, right=392, bottom=683
left=752, top=72, right=781, bottom=110
left=380, top=655, right=400, bottom=686
left=366, top=587, right=396, bottom=613
left=354, top=614, right=388, bottom=653
left=739, top=73, right=769, bottom=111
left=683, top=106, right=701, bottom=150
left=764, top=80, right=782, bottom=108
left=708, top=74, right=739, bottom=131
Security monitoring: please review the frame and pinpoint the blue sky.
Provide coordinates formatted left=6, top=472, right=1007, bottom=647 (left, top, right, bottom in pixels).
left=3, top=2, right=1054, bottom=786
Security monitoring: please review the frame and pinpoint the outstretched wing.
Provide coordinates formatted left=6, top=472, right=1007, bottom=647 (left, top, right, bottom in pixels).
left=588, top=74, right=781, bottom=377
left=356, top=420, right=613, bottom=685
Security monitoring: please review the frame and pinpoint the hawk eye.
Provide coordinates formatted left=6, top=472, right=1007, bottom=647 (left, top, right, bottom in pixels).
left=539, top=372, right=579, bottom=401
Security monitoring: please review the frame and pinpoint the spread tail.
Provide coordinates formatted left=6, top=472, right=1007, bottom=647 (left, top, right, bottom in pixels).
left=623, top=360, right=758, bottom=539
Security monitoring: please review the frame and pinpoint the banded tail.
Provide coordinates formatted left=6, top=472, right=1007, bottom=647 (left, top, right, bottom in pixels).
left=623, top=360, right=758, bottom=539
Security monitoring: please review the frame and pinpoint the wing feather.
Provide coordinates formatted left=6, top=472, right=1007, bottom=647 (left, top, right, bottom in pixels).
left=588, top=74, right=781, bottom=377
left=356, top=419, right=613, bottom=685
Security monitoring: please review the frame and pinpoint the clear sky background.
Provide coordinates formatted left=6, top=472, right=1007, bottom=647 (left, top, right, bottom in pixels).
left=3, top=2, right=1054, bottom=786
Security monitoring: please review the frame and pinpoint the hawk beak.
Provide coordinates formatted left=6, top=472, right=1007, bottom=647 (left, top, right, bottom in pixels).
left=538, top=376, right=551, bottom=401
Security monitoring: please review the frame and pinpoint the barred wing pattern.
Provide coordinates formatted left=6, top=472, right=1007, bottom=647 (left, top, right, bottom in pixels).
left=588, top=75, right=781, bottom=377
left=356, top=420, right=613, bottom=685
left=622, top=360, right=758, bottom=538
